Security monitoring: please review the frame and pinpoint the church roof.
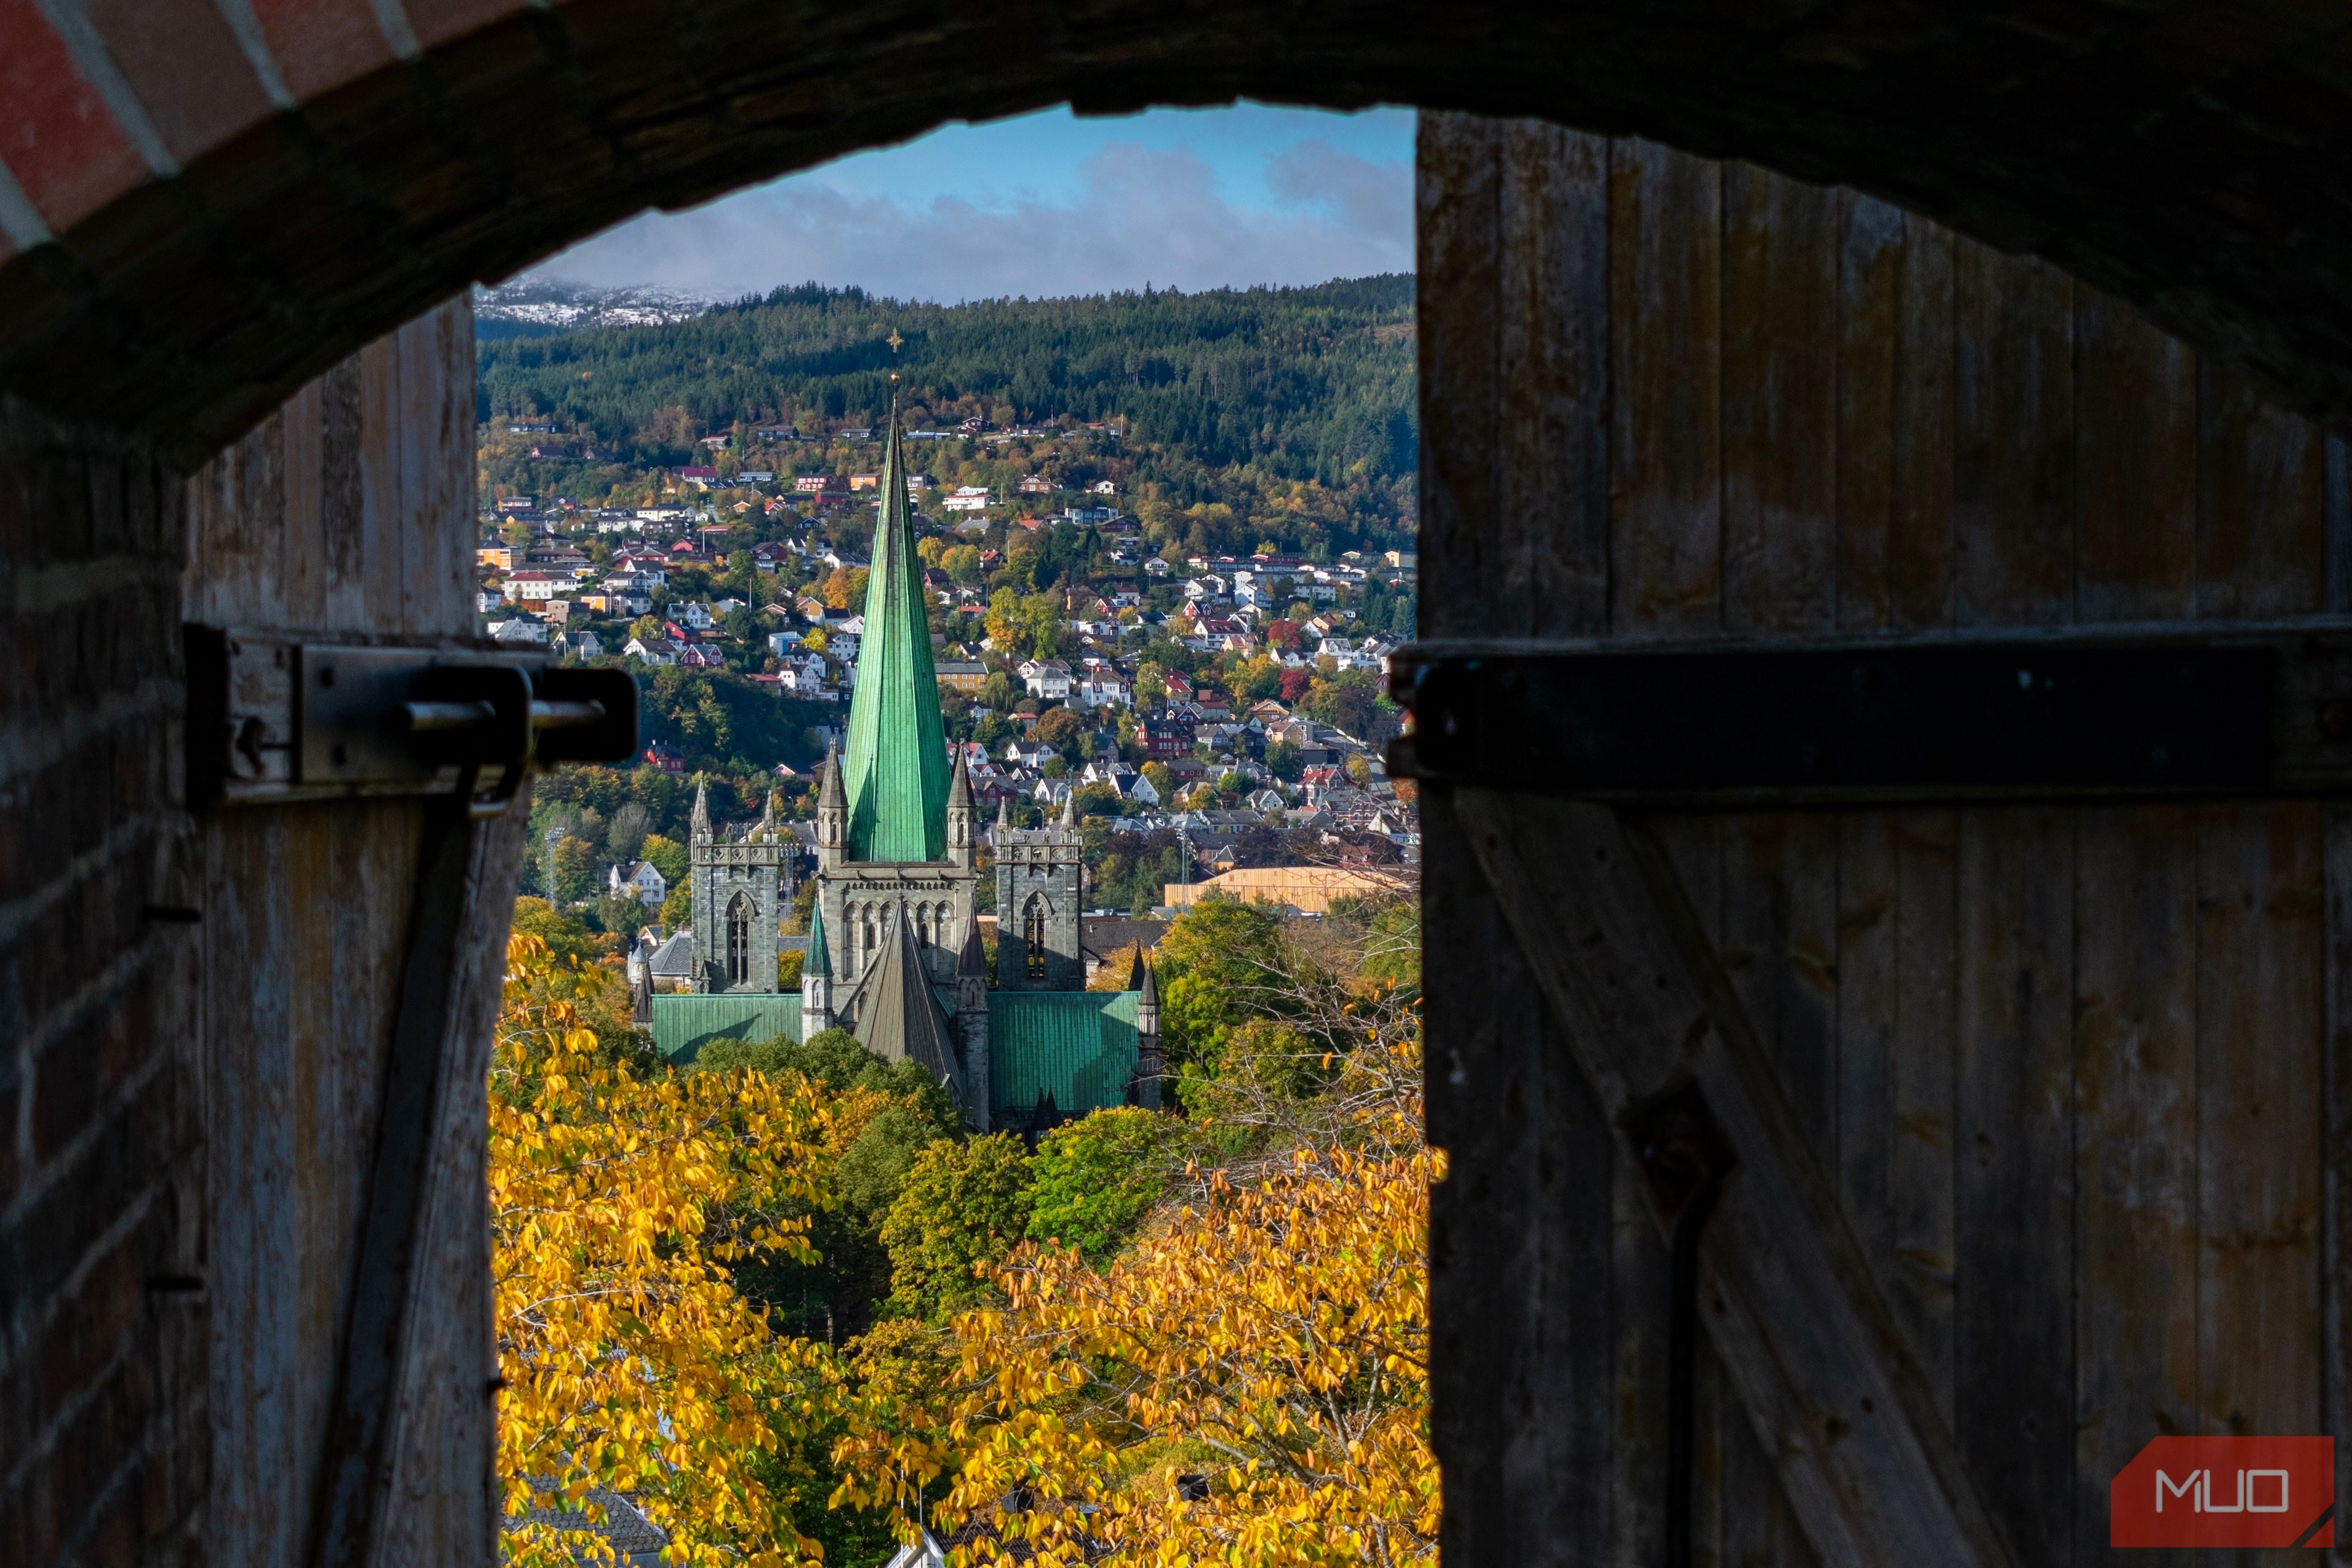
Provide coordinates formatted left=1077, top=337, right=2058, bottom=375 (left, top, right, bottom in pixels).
left=649, top=992, right=802, bottom=1063
left=853, top=910, right=961, bottom=1086
left=988, top=991, right=1140, bottom=1121
left=839, top=387, right=952, bottom=862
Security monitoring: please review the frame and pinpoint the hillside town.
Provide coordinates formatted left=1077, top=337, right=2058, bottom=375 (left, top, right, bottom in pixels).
left=478, top=407, right=1420, bottom=942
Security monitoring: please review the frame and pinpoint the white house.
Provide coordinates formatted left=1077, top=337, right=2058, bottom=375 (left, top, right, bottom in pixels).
left=1018, top=658, right=1073, bottom=700
left=1074, top=673, right=1132, bottom=711
left=555, top=629, right=602, bottom=659
left=623, top=636, right=679, bottom=667
left=608, top=860, right=668, bottom=907
left=486, top=617, right=548, bottom=644
left=942, top=485, right=992, bottom=513
left=674, top=601, right=714, bottom=630
left=502, top=569, right=570, bottom=604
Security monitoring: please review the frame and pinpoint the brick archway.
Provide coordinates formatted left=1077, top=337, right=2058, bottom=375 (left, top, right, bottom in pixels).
left=2, top=2, right=2351, bottom=465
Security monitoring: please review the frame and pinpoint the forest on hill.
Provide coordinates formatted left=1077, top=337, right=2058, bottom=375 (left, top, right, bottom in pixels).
left=475, top=276, right=1418, bottom=553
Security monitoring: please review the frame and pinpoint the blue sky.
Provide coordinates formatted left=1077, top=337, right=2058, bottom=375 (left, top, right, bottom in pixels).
left=525, top=104, right=1415, bottom=302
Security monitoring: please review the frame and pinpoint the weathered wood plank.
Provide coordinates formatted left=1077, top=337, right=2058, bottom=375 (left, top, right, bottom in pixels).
left=2321, top=807, right=2352, bottom=1548
left=204, top=812, right=301, bottom=1568
left=1609, top=138, right=1722, bottom=639
left=2197, top=360, right=2325, bottom=620
left=2071, top=807, right=2197, bottom=1568
left=1723, top=163, right=1838, bottom=635
left=1953, top=808, right=2075, bottom=1561
left=1415, top=113, right=1502, bottom=646
left=356, top=331, right=405, bottom=635
left=1890, top=214, right=1959, bottom=630
left=1891, top=810, right=1959, bottom=1418
left=2194, top=803, right=2324, bottom=1443
left=1721, top=814, right=1841, bottom=1147
left=2074, top=289, right=2195, bottom=623
left=1834, top=192, right=1906, bottom=633
left=1456, top=788, right=2015, bottom=1568
left=1953, top=244, right=2074, bottom=627
left=1421, top=791, right=1618, bottom=1566
left=1835, top=813, right=1899, bottom=1300
left=281, top=376, right=325, bottom=629
left=1496, top=121, right=1609, bottom=637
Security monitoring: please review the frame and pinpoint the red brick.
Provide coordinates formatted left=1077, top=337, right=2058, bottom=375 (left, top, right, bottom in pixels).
left=83, top=0, right=276, bottom=166
left=0, top=0, right=146, bottom=231
left=251, top=0, right=400, bottom=104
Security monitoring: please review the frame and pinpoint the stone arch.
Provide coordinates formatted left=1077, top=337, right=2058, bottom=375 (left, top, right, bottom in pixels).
left=0, top=5, right=2350, bottom=464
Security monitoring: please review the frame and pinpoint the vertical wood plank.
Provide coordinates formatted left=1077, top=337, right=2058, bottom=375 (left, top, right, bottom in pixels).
left=431, top=298, right=478, bottom=636
left=2071, top=807, right=2198, bottom=1568
left=320, top=356, right=366, bottom=630
left=2321, top=807, right=2352, bottom=1554
left=1835, top=193, right=1905, bottom=633
left=1720, top=814, right=1841, bottom=1148
left=1415, top=113, right=1500, bottom=645
left=1953, top=244, right=2074, bottom=627
left=204, top=815, right=298, bottom=1568
left=281, top=376, right=325, bottom=629
left=2074, top=289, right=2196, bottom=623
left=357, top=332, right=405, bottom=633
left=1609, top=138, right=1721, bottom=639
left=1956, top=807, right=2075, bottom=1561
left=1722, top=164, right=1838, bottom=635
left=2197, top=361, right=2325, bottom=620
left=1892, top=810, right=1961, bottom=1418
left=1417, top=115, right=1620, bottom=1567
left=2195, top=804, right=2324, bottom=1444
left=1496, top=122, right=1610, bottom=638
left=1890, top=215, right=1958, bottom=630
left=1837, top=813, right=1899, bottom=1294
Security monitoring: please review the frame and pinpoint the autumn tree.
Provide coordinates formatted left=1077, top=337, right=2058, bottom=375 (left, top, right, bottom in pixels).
left=491, top=933, right=847, bottom=1566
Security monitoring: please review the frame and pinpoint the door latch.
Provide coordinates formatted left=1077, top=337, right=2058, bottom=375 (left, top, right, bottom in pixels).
left=186, top=626, right=639, bottom=814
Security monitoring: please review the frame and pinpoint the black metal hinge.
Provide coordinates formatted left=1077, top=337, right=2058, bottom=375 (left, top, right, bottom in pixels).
left=186, top=626, right=639, bottom=814
left=1388, top=631, right=2352, bottom=804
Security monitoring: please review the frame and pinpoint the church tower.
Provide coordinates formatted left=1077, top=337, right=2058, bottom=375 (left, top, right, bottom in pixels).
left=808, top=379, right=985, bottom=1121
left=688, top=774, right=785, bottom=994
left=994, top=793, right=1085, bottom=990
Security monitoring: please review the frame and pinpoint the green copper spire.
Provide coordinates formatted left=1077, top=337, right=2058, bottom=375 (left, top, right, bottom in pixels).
left=840, top=382, right=951, bottom=861
left=805, top=901, right=830, bottom=981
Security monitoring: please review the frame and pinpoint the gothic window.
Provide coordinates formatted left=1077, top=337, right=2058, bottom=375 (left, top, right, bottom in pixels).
left=1024, top=893, right=1047, bottom=979
left=862, top=905, right=876, bottom=971
left=916, top=903, right=930, bottom=946
left=726, top=894, right=752, bottom=987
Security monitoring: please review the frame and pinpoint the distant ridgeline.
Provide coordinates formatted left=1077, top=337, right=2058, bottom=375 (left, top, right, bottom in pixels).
left=475, top=276, right=1418, bottom=551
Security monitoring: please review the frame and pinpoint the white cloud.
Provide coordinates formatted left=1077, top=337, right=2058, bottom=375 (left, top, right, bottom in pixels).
left=527, top=138, right=1411, bottom=302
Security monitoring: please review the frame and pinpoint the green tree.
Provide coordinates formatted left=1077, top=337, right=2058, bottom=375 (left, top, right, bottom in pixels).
left=640, top=833, right=689, bottom=886
left=1152, top=895, right=1287, bottom=1082
left=879, top=1133, right=1035, bottom=1321
left=1026, top=1108, right=1174, bottom=1262
left=658, top=875, right=691, bottom=932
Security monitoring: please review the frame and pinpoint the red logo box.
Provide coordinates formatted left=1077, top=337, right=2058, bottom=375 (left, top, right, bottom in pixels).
left=2112, top=1437, right=2334, bottom=1548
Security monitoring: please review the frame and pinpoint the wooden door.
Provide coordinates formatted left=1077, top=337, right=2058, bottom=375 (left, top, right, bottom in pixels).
left=185, top=297, right=525, bottom=1567
left=1418, top=117, right=2352, bottom=1567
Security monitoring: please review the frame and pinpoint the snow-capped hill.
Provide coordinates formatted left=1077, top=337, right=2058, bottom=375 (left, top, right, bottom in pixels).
left=473, top=279, right=713, bottom=335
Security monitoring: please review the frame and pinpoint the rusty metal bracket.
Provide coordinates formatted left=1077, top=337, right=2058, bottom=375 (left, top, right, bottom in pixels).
left=186, top=626, right=637, bottom=813
left=1388, top=630, right=2352, bottom=804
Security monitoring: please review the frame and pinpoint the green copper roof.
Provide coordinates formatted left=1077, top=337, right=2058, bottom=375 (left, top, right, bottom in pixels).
left=805, top=901, right=830, bottom=980
left=650, top=992, right=802, bottom=1062
left=840, top=388, right=951, bottom=862
left=988, top=991, right=1140, bottom=1118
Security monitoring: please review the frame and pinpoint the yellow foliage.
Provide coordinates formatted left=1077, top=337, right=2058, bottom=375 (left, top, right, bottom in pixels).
left=834, top=1033, right=1439, bottom=1566
left=490, top=933, right=844, bottom=1566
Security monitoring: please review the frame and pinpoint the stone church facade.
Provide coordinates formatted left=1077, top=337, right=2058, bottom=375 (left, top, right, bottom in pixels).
left=652, top=384, right=1157, bottom=1132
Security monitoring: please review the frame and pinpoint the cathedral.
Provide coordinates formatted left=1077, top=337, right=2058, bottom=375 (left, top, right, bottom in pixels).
left=649, top=384, right=1160, bottom=1132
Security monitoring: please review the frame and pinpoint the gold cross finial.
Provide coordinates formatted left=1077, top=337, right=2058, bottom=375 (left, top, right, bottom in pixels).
left=885, top=329, right=903, bottom=354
